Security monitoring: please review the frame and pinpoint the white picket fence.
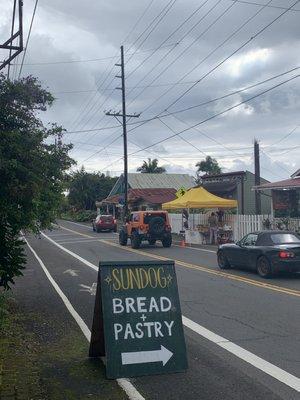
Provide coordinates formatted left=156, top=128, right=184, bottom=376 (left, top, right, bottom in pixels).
left=169, top=213, right=300, bottom=242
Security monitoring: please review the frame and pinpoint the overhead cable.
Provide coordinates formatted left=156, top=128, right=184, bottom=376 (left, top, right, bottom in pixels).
left=18, top=0, right=39, bottom=78
left=65, top=66, right=299, bottom=134
left=165, top=0, right=300, bottom=111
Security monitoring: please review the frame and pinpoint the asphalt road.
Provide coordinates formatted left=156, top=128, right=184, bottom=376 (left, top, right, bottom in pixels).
left=24, top=219, right=300, bottom=400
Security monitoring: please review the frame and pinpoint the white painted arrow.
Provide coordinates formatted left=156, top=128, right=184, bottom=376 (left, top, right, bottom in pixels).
left=64, top=269, right=78, bottom=277
left=79, top=283, right=97, bottom=295
left=121, top=345, right=173, bottom=366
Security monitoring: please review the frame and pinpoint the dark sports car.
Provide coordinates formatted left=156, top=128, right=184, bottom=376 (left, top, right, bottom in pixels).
left=217, top=231, right=300, bottom=278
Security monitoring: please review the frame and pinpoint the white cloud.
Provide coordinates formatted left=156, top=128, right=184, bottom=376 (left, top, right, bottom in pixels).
left=226, top=48, right=272, bottom=77
left=1, top=0, right=299, bottom=181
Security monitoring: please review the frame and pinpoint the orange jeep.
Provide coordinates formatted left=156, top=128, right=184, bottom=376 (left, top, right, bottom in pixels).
left=119, top=210, right=172, bottom=249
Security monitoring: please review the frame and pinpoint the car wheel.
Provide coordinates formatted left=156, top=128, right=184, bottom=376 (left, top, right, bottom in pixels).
left=148, top=239, right=156, bottom=245
left=96, top=227, right=101, bottom=233
left=217, top=251, right=231, bottom=269
left=162, top=234, right=172, bottom=248
left=257, top=256, right=273, bottom=278
left=119, top=230, right=128, bottom=246
left=131, top=231, right=141, bottom=249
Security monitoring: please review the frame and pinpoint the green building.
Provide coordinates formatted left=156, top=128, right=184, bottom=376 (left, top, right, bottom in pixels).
left=201, top=170, right=271, bottom=215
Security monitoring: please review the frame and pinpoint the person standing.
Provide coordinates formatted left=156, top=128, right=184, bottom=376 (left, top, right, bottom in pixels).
left=208, top=212, right=218, bottom=244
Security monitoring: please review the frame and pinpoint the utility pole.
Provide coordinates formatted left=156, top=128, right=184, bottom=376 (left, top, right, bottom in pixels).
left=254, top=139, right=261, bottom=214
left=1, top=0, right=23, bottom=73
left=106, top=45, right=140, bottom=220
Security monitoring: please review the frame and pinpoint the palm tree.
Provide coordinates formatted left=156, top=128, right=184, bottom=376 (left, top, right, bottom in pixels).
left=137, top=158, right=166, bottom=173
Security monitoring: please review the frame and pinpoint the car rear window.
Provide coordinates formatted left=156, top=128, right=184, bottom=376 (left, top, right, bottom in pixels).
left=101, top=215, right=113, bottom=222
left=143, top=213, right=166, bottom=224
left=271, top=233, right=300, bottom=244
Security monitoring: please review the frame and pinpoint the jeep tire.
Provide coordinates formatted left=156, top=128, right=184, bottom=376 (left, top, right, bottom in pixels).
left=131, top=231, right=141, bottom=249
left=148, top=216, right=165, bottom=235
left=162, top=234, right=172, bottom=248
left=119, top=229, right=128, bottom=246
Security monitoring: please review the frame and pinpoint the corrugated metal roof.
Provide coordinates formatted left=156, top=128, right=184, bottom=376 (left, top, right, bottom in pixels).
left=100, top=188, right=177, bottom=205
left=127, top=173, right=194, bottom=190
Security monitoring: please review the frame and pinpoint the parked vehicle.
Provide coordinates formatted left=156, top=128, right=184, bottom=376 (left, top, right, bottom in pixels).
left=92, top=215, right=117, bottom=233
left=119, top=211, right=172, bottom=249
left=217, top=231, right=300, bottom=278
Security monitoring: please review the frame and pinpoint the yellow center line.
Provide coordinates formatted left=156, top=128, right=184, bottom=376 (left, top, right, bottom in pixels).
left=56, top=225, right=300, bottom=298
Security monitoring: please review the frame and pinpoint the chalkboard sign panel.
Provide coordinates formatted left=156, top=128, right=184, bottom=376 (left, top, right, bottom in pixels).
left=99, top=260, right=188, bottom=379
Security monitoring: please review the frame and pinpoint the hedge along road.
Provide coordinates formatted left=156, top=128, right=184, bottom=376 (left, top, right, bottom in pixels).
left=28, top=220, right=300, bottom=399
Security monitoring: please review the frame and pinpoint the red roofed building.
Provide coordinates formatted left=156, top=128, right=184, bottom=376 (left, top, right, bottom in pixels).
left=253, top=169, right=300, bottom=218
left=96, top=173, right=194, bottom=216
left=100, top=188, right=177, bottom=211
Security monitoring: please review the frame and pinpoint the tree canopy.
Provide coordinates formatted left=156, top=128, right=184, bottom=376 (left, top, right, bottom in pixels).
left=67, top=168, right=117, bottom=210
left=137, top=158, right=166, bottom=173
left=195, top=156, right=221, bottom=182
left=0, top=74, right=74, bottom=289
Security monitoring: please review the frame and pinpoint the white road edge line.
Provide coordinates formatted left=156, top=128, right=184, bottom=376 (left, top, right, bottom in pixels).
left=25, top=237, right=145, bottom=400
left=41, top=231, right=300, bottom=393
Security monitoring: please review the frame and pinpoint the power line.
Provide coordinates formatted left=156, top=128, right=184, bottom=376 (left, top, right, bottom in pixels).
left=80, top=134, right=123, bottom=163
left=72, top=43, right=179, bottom=133
left=52, top=78, right=196, bottom=95
left=126, top=0, right=177, bottom=64
left=158, top=117, right=207, bottom=157
left=89, top=0, right=217, bottom=131
left=126, top=0, right=235, bottom=107
left=18, top=0, right=39, bottom=78
left=123, top=0, right=156, bottom=47
left=127, top=74, right=300, bottom=157
left=265, top=125, right=299, bottom=148
left=13, top=42, right=178, bottom=66
left=125, top=0, right=275, bottom=118
left=165, top=0, right=299, bottom=111
left=67, top=0, right=156, bottom=131
left=161, top=67, right=300, bottom=117
left=7, top=0, right=17, bottom=79
left=260, top=148, right=292, bottom=176
left=65, top=66, right=299, bottom=134
left=125, top=0, right=213, bottom=80
left=71, top=1, right=177, bottom=134
left=227, top=0, right=300, bottom=12
left=96, top=75, right=299, bottom=172
left=276, top=144, right=300, bottom=156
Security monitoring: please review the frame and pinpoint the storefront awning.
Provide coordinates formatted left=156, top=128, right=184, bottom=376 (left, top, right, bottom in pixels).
left=162, top=187, right=237, bottom=209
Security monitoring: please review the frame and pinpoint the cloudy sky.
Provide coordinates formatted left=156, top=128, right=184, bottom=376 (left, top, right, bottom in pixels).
left=1, top=0, right=300, bottom=181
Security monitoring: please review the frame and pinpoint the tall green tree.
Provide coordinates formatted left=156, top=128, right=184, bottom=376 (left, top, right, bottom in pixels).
left=0, top=74, right=74, bottom=289
left=68, top=168, right=117, bottom=210
left=195, top=156, right=222, bottom=183
left=137, top=158, right=166, bottom=173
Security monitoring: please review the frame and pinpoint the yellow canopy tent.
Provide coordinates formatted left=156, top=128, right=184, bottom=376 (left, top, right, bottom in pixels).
left=162, top=187, right=237, bottom=210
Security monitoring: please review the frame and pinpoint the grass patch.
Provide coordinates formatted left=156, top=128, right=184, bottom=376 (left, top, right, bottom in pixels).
left=0, top=296, right=128, bottom=400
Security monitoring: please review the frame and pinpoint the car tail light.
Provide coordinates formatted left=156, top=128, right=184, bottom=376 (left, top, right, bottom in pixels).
left=279, top=250, right=295, bottom=259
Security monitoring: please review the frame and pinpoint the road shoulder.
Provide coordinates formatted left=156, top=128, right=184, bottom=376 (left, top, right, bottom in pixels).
left=0, top=245, right=128, bottom=400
